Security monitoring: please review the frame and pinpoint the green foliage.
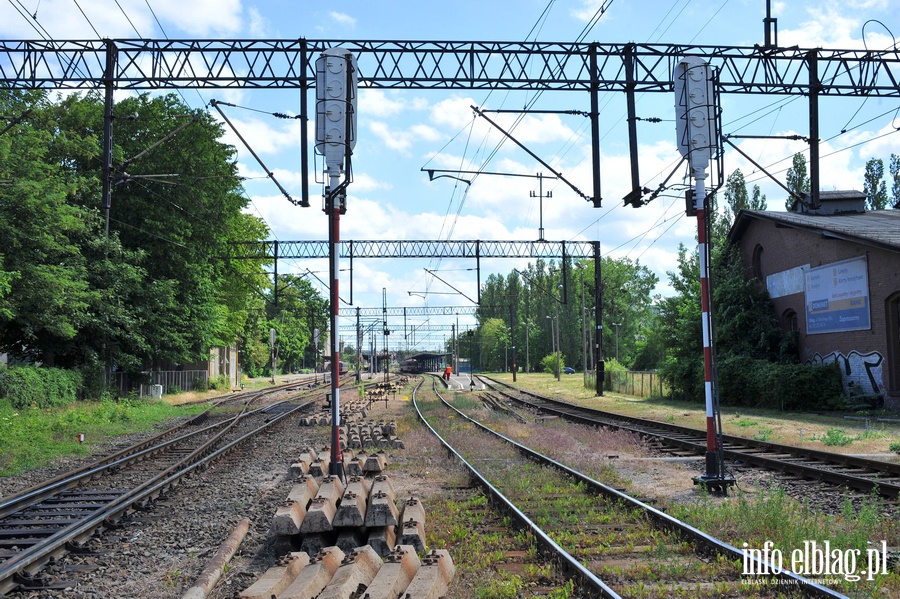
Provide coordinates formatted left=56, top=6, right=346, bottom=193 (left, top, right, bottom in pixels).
left=603, top=357, right=627, bottom=372
left=192, top=376, right=209, bottom=392
left=0, top=88, right=273, bottom=380
left=476, top=572, right=525, bottom=598
left=540, top=352, right=564, bottom=376
left=785, top=152, right=810, bottom=210
left=717, top=356, right=845, bottom=410
left=889, top=441, right=900, bottom=453
left=0, top=396, right=205, bottom=475
left=864, top=157, right=888, bottom=210
left=208, top=375, right=229, bottom=390
left=890, top=153, right=900, bottom=209
left=0, top=366, right=83, bottom=409
left=820, top=428, right=854, bottom=446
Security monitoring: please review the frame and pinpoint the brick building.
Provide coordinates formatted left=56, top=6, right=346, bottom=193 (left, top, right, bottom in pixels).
left=729, top=192, right=900, bottom=409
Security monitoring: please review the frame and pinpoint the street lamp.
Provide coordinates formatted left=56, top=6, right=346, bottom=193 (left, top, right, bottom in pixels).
left=612, top=322, right=622, bottom=363
left=546, top=311, right=560, bottom=381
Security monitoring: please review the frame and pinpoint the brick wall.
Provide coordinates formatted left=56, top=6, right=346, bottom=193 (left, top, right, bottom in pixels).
left=734, top=217, right=900, bottom=408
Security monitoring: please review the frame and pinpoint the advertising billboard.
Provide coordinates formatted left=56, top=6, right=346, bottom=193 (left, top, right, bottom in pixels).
left=804, top=257, right=870, bottom=334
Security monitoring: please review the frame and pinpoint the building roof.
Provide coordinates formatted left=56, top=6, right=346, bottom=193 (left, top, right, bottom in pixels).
left=730, top=209, right=900, bottom=254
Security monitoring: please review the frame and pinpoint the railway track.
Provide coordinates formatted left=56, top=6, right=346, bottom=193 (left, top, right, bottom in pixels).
left=0, top=383, right=330, bottom=595
left=479, top=375, right=900, bottom=499
left=413, top=377, right=845, bottom=598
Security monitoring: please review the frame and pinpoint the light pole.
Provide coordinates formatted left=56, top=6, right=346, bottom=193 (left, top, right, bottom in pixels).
left=576, top=263, right=587, bottom=384
left=612, top=322, right=621, bottom=363
left=555, top=284, right=562, bottom=380
left=546, top=311, right=560, bottom=381
left=455, top=312, right=459, bottom=375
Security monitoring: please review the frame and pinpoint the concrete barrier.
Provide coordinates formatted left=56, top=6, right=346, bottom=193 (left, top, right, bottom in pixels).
left=300, top=497, right=337, bottom=534
left=398, top=497, right=427, bottom=553
left=286, top=475, right=319, bottom=508
left=366, top=526, right=397, bottom=557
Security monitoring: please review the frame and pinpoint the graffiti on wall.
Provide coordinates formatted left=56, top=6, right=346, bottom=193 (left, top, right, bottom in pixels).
left=806, top=350, right=884, bottom=398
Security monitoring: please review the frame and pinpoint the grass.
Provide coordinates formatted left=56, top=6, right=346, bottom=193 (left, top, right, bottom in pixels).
left=0, top=396, right=207, bottom=476
left=668, top=488, right=900, bottom=595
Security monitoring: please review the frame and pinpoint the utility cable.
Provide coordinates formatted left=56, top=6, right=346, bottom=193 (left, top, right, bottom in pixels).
left=114, top=0, right=141, bottom=37
left=71, top=0, right=100, bottom=37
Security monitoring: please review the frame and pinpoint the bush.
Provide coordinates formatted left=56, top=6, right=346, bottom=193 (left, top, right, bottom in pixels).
left=820, top=428, right=853, bottom=446
left=0, top=366, right=83, bottom=409
left=717, top=357, right=844, bottom=411
left=192, top=376, right=209, bottom=392
left=208, top=375, right=228, bottom=390
left=540, top=352, right=565, bottom=376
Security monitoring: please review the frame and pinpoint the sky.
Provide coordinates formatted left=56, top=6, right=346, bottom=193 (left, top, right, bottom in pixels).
left=2, top=0, right=900, bottom=353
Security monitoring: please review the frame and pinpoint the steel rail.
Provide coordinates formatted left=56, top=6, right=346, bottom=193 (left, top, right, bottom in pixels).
left=0, top=386, right=315, bottom=520
left=412, top=378, right=621, bottom=599
left=428, top=376, right=848, bottom=598
left=480, top=376, right=900, bottom=498
left=0, top=398, right=313, bottom=594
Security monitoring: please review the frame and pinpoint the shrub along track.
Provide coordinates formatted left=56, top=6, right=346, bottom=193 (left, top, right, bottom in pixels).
left=414, top=377, right=844, bottom=598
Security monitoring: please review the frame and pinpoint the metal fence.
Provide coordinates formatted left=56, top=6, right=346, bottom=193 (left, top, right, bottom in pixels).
left=605, top=370, right=668, bottom=398
left=109, top=370, right=209, bottom=397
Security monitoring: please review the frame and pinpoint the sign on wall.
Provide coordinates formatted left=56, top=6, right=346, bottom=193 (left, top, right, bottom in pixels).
left=804, top=256, right=870, bottom=334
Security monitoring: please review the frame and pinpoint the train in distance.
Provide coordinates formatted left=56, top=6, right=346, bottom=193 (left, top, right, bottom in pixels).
left=323, top=360, right=350, bottom=375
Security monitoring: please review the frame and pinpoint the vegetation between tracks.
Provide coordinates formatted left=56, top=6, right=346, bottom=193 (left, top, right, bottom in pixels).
left=447, top=383, right=900, bottom=597
left=418, top=388, right=762, bottom=598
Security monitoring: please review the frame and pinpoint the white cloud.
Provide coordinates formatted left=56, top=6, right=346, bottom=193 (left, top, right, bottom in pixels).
left=330, top=11, right=357, bottom=28
left=215, top=114, right=304, bottom=156
left=247, top=6, right=268, bottom=37
left=359, top=90, right=429, bottom=118
left=779, top=1, right=898, bottom=49
left=139, top=0, right=244, bottom=36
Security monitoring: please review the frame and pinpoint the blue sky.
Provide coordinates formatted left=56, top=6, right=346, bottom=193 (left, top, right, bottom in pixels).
left=2, top=0, right=899, bottom=352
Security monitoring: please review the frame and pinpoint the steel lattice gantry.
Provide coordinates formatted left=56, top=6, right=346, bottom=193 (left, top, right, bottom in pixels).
left=230, top=239, right=595, bottom=259
left=2, top=38, right=896, bottom=210
left=235, top=239, right=598, bottom=308
left=1, top=39, right=899, bottom=95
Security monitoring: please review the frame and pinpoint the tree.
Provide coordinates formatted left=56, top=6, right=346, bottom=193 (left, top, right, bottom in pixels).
left=722, top=169, right=750, bottom=230
left=0, top=266, right=14, bottom=321
left=785, top=152, right=810, bottom=210
left=656, top=244, right=702, bottom=399
left=0, top=89, right=272, bottom=391
left=863, top=157, right=887, bottom=210
left=479, top=317, right=509, bottom=372
left=888, top=154, right=899, bottom=209
left=0, top=90, right=95, bottom=367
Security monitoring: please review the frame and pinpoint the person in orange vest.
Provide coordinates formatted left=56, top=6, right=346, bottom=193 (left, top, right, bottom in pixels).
left=443, top=365, right=452, bottom=381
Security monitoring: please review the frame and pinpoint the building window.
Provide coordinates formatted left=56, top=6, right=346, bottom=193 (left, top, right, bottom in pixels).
left=752, top=244, right=764, bottom=279
left=783, top=309, right=799, bottom=332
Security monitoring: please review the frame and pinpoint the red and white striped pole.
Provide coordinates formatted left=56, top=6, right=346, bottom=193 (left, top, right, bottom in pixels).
left=328, top=187, right=344, bottom=481
left=694, top=174, right=720, bottom=480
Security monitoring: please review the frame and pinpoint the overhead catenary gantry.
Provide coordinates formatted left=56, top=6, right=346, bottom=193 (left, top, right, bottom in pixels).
left=3, top=39, right=899, bottom=210
left=231, top=239, right=597, bottom=307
